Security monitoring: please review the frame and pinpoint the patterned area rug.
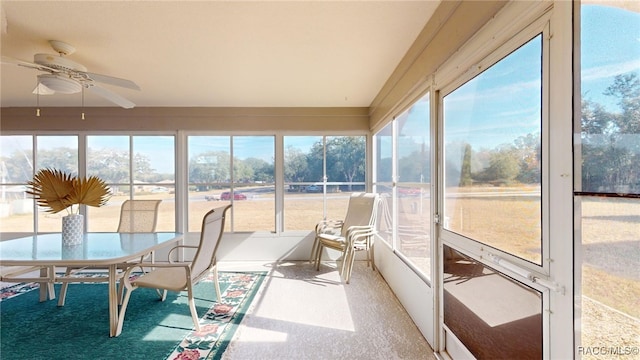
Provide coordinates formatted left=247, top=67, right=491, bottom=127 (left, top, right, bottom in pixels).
left=0, top=271, right=265, bottom=360
left=165, top=272, right=265, bottom=360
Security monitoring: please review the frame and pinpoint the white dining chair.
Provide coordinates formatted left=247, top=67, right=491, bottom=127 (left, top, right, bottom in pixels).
left=313, top=192, right=380, bottom=283
left=56, top=199, right=161, bottom=306
left=115, top=204, right=231, bottom=336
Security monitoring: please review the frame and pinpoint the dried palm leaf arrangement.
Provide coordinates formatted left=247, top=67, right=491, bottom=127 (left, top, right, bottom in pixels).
left=26, top=168, right=111, bottom=214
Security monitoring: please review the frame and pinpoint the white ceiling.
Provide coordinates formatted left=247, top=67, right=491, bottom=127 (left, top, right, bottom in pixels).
left=0, top=1, right=439, bottom=109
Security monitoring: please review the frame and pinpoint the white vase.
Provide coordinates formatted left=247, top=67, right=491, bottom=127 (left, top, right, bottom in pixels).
left=62, top=214, right=84, bottom=246
left=61, top=243, right=84, bottom=259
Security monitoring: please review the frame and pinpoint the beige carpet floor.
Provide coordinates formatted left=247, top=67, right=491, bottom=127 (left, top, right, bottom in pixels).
left=219, top=261, right=436, bottom=360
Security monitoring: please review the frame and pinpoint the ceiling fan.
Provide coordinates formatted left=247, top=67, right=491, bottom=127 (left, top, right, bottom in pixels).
left=1, top=40, right=140, bottom=109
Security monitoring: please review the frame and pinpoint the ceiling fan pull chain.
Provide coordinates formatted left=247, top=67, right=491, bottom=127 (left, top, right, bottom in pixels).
left=36, top=79, right=40, bottom=117
left=81, top=87, right=85, bottom=120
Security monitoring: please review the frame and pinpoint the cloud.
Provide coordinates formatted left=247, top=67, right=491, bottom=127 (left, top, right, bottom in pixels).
left=582, top=60, right=640, bottom=82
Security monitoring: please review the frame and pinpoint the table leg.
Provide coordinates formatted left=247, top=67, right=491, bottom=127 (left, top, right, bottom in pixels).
left=38, top=267, right=47, bottom=302
left=38, top=267, right=55, bottom=302
left=108, top=265, right=118, bottom=337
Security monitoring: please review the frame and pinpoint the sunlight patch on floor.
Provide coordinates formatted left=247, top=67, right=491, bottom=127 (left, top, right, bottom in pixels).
left=233, top=327, right=289, bottom=343
left=255, top=276, right=356, bottom=331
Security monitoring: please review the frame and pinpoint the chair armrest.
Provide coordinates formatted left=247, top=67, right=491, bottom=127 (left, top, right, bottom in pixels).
left=345, top=225, right=374, bottom=235
left=315, top=219, right=344, bottom=234
left=345, top=225, right=376, bottom=239
left=346, top=227, right=377, bottom=246
left=167, top=245, right=199, bottom=262
left=348, top=227, right=376, bottom=237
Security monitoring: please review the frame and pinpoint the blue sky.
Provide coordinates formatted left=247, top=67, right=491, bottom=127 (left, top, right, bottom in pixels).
left=581, top=5, right=640, bottom=111
left=441, top=4, right=639, bottom=151
left=443, top=34, right=542, bottom=150
left=188, top=135, right=275, bottom=163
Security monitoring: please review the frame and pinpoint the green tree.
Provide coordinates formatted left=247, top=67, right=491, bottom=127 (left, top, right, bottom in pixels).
left=444, top=142, right=465, bottom=187
left=397, top=137, right=430, bottom=183
left=284, top=146, right=309, bottom=182
left=86, top=148, right=157, bottom=183
left=479, top=146, right=520, bottom=185
left=1, top=149, right=34, bottom=183
left=244, top=157, right=274, bottom=183
left=326, top=136, right=365, bottom=184
left=87, top=148, right=129, bottom=183
left=38, top=147, right=78, bottom=175
left=306, top=141, right=325, bottom=182
left=514, top=133, right=541, bottom=184
left=459, top=144, right=473, bottom=186
left=304, top=136, right=365, bottom=189
left=581, top=73, right=640, bottom=192
left=189, top=151, right=230, bottom=184
left=133, top=153, right=156, bottom=182
left=233, top=160, right=254, bottom=183
left=604, top=73, right=640, bottom=134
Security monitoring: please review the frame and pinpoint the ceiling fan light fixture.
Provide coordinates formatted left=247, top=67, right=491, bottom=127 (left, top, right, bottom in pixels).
left=5, top=40, right=139, bottom=108
left=37, top=74, right=82, bottom=94
left=32, top=82, right=55, bottom=95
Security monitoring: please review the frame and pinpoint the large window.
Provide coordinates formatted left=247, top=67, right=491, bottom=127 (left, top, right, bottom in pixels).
left=36, top=136, right=79, bottom=232
left=373, top=92, right=432, bottom=278
left=577, top=2, right=640, bottom=354
left=1, top=135, right=34, bottom=233
left=232, top=136, right=275, bottom=232
left=2, top=132, right=361, bottom=235
left=0, top=135, right=79, bottom=233
left=373, top=124, right=393, bottom=245
left=0, top=134, right=175, bottom=233
left=284, top=136, right=324, bottom=231
left=438, top=18, right=548, bottom=358
left=86, top=135, right=175, bottom=232
left=396, top=95, right=431, bottom=275
left=283, top=135, right=366, bottom=231
left=443, top=35, right=543, bottom=265
left=187, top=135, right=275, bottom=232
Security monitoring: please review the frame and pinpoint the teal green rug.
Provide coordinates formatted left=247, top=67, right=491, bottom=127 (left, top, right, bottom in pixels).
left=0, top=271, right=265, bottom=360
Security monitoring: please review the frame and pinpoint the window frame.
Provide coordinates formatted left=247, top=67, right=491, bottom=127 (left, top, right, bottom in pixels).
left=373, top=92, right=434, bottom=283
left=437, top=15, right=552, bottom=277
left=0, top=131, right=178, bottom=233
left=2, top=130, right=368, bottom=236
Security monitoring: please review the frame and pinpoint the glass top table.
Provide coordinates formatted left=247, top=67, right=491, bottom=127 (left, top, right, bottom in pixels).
left=0, top=232, right=182, bottom=265
left=0, top=232, right=183, bottom=337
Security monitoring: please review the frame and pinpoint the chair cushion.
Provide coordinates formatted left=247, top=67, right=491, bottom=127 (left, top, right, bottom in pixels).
left=317, top=233, right=346, bottom=250
left=132, top=267, right=189, bottom=291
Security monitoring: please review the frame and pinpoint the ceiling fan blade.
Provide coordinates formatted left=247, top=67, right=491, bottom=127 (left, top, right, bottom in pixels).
left=87, top=85, right=136, bottom=109
left=31, top=83, right=55, bottom=95
left=1, top=55, right=58, bottom=73
left=82, top=71, right=141, bottom=90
